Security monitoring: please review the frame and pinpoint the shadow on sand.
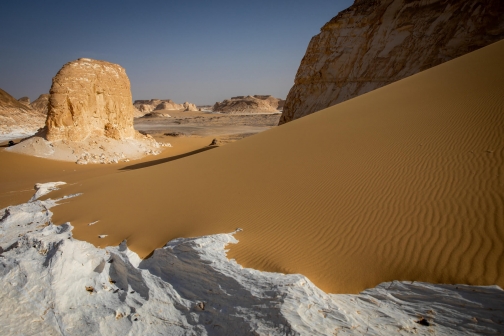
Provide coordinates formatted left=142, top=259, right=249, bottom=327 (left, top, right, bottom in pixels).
left=119, top=146, right=217, bottom=171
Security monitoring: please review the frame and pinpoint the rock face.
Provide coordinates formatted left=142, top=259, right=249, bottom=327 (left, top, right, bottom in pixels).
left=280, top=0, right=504, bottom=124
left=134, top=99, right=197, bottom=114
left=46, top=58, right=136, bottom=142
left=213, top=95, right=283, bottom=114
left=134, top=99, right=162, bottom=114
left=183, top=101, right=198, bottom=111
left=8, top=59, right=162, bottom=163
left=0, top=88, right=45, bottom=138
left=17, top=96, right=30, bottom=106
left=30, top=94, right=50, bottom=114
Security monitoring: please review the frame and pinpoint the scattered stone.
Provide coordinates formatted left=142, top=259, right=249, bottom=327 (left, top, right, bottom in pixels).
left=164, top=132, right=185, bottom=137
left=209, top=138, right=222, bottom=146
left=416, top=318, right=430, bottom=326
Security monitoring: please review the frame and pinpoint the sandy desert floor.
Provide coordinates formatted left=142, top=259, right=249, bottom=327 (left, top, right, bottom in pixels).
left=134, top=110, right=281, bottom=144
left=1, top=41, right=503, bottom=296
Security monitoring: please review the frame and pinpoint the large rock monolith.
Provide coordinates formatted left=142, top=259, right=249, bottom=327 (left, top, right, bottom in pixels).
left=46, top=58, right=136, bottom=141
left=9, top=58, right=163, bottom=163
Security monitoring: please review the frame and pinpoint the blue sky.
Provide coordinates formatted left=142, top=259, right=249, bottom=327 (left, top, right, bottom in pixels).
left=0, top=0, right=353, bottom=105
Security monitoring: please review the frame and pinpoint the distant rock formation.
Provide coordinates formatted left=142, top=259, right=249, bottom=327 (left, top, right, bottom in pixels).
left=134, top=99, right=197, bottom=114
left=0, top=88, right=45, bottom=138
left=183, top=102, right=198, bottom=111
left=17, top=97, right=30, bottom=106
left=154, top=100, right=181, bottom=111
left=30, top=94, right=50, bottom=114
left=213, top=95, right=283, bottom=114
left=280, top=0, right=504, bottom=124
left=9, top=58, right=161, bottom=163
left=134, top=99, right=162, bottom=114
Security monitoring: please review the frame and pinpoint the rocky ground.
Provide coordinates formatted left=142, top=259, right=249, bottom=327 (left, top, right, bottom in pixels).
left=134, top=110, right=281, bottom=145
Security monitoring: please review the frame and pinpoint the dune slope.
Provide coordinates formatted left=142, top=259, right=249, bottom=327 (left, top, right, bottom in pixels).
left=50, top=40, right=504, bottom=294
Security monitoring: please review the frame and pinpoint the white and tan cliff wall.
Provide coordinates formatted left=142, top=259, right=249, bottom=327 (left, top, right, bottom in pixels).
left=46, top=58, right=136, bottom=141
left=280, top=0, right=504, bottom=124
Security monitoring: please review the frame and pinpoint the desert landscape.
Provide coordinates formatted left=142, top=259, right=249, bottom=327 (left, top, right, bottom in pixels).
left=1, top=0, right=504, bottom=335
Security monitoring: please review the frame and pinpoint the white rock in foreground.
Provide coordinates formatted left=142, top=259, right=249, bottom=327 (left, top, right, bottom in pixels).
left=0, top=183, right=503, bottom=335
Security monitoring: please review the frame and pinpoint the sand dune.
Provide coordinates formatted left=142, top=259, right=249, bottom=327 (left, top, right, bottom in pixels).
left=45, top=40, right=504, bottom=294
left=0, top=136, right=214, bottom=210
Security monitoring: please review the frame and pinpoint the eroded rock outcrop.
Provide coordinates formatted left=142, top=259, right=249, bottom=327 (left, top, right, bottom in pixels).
left=46, top=58, right=136, bottom=141
left=280, top=0, right=504, bottom=124
left=17, top=96, right=30, bottom=106
left=30, top=94, right=50, bottom=114
left=9, top=58, right=162, bottom=163
left=213, top=95, right=283, bottom=114
left=0, top=88, right=45, bottom=139
left=134, top=99, right=197, bottom=114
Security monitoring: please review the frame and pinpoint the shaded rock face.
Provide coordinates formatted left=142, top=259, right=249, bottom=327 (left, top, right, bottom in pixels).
left=46, top=58, right=136, bottom=141
left=30, top=94, right=50, bottom=114
left=0, top=88, right=45, bottom=137
left=280, top=0, right=504, bottom=124
left=213, top=95, right=283, bottom=113
left=17, top=96, right=30, bottom=106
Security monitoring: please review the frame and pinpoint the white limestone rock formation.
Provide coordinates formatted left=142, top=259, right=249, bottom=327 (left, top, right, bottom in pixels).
left=7, top=58, right=161, bottom=163
left=213, top=95, right=283, bottom=114
left=280, top=0, right=504, bottom=124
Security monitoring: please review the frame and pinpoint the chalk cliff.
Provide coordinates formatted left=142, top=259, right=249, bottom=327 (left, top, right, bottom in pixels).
left=280, top=0, right=504, bottom=124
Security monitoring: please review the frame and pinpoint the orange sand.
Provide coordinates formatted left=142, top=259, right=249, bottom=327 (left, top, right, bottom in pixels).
left=0, top=136, right=214, bottom=209
left=5, top=41, right=504, bottom=294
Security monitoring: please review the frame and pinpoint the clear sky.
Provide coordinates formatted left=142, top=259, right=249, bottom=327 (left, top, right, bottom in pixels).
left=0, top=0, right=353, bottom=105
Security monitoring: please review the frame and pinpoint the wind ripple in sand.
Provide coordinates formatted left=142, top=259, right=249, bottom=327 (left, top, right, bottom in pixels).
left=45, top=40, right=504, bottom=294
left=1, top=183, right=504, bottom=335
